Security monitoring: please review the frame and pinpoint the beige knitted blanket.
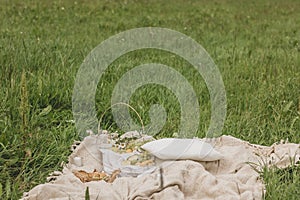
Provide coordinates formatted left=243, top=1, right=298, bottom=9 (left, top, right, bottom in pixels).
left=22, top=134, right=299, bottom=200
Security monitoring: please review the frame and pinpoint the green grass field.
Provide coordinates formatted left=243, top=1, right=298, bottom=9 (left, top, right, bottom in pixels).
left=0, top=0, right=299, bottom=199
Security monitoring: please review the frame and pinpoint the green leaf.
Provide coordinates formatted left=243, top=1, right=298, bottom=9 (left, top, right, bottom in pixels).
left=5, top=179, right=10, bottom=199
left=0, top=182, right=2, bottom=197
left=283, top=101, right=293, bottom=112
left=39, top=105, right=52, bottom=116
left=85, top=187, right=90, bottom=200
left=6, top=158, right=19, bottom=166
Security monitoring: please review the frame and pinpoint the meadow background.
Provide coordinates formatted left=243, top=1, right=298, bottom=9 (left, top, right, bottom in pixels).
left=0, top=0, right=299, bottom=199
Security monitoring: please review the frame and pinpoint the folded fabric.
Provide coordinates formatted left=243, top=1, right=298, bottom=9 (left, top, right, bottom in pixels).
left=141, top=138, right=223, bottom=161
left=22, top=134, right=300, bottom=200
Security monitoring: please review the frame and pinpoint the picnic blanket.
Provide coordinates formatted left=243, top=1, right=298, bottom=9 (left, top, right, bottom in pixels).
left=22, top=134, right=300, bottom=200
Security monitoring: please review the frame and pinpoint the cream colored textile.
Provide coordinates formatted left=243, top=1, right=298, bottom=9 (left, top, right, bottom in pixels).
left=22, top=135, right=299, bottom=200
